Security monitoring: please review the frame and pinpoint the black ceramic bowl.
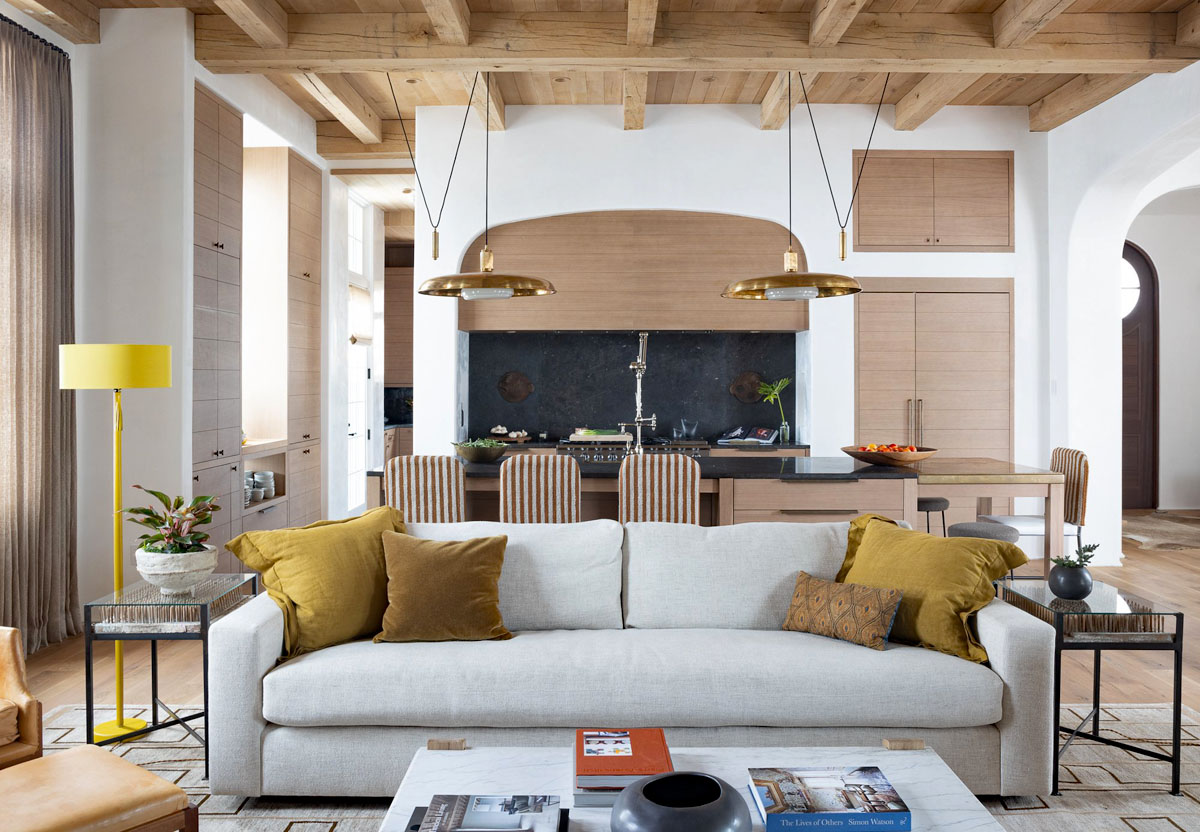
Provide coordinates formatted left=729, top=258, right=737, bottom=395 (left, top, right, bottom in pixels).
left=611, top=771, right=752, bottom=832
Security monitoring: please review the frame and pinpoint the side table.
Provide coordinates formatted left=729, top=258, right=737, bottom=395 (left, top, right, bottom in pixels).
left=84, top=574, right=258, bottom=779
left=997, top=578, right=1184, bottom=795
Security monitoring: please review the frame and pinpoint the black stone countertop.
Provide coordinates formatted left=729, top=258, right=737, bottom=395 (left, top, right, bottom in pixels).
left=453, top=456, right=917, bottom=481
left=450, top=440, right=813, bottom=450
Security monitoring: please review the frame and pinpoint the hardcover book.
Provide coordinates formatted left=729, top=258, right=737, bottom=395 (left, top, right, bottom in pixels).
left=748, top=767, right=911, bottom=831
left=717, top=426, right=779, bottom=445
left=573, top=729, right=673, bottom=787
left=417, top=795, right=562, bottom=832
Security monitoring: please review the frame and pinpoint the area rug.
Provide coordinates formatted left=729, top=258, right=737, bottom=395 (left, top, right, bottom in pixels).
left=1123, top=512, right=1200, bottom=551
left=43, top=703, right=1200, bottom=830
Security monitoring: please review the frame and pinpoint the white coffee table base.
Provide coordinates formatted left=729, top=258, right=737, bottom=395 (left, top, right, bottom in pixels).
left=380, top=746, right=1002, bottom=831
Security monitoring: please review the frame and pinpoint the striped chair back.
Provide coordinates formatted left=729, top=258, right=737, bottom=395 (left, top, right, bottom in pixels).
left=383, top=455, right=466, bottom=524
left=499, top=455, right=582, bottom=524
left=618, top=453, right=701, bottom=525
left=1050, top=447, right=1089, bottom=527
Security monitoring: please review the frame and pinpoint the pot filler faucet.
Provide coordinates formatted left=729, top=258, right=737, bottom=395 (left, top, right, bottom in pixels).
left=618, top=331, right=656, bottom=455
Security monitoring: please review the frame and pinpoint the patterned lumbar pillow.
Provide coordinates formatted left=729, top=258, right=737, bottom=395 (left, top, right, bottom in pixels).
left=783, top=571, right=902, bottom=650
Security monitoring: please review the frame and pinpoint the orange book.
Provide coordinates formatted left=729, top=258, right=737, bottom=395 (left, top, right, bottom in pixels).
left=573, top=729, right=674, bottom=788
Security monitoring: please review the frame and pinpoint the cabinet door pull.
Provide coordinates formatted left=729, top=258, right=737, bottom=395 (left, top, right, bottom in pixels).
left=193, top=475, right=200, bottom=482
left=917, top=399, right=924, bottom=446
left=258, top=505, right=276, bottom=515
left=907, top=399, right=914, bottom=447
left=303, top=272, right=311, bottom=278
left=302, top=448, right=311, bottom=455
left=303, top=433, right=311, bottom=439
left=212, top=450, right=221, bottom=457
left=779, top=509, right=860, bottom=516
left=230, top=465, right=239, bottom=471
left=212, top=241, right=221, bottom=248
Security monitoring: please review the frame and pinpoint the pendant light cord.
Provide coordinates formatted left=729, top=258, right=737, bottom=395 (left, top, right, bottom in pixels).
left=388, top=71, right=481, bottom=234
left=798, top=72, right=890, bottom=231
left=787, top=72, right=793, bottom=248
left=484, top=72, right=490, bottom=247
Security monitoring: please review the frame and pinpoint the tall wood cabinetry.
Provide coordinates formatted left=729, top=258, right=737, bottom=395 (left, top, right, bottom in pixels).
left=383, top=266, right=413, bottom=460
left=855, top=281, right=1013, bottom=527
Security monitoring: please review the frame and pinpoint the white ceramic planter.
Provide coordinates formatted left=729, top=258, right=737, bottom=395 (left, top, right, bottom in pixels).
left=135, top=544, right=218, bottom=596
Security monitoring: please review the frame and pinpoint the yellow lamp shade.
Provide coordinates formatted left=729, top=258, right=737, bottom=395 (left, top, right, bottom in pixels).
left=59, top=344, right=172, bottom=390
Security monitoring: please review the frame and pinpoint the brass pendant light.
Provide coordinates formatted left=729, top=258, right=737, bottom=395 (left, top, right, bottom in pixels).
left=418, top=73, right=555, bottom=300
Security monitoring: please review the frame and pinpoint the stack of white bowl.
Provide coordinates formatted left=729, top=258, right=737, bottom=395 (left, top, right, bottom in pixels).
left=253, top=470, right=276, bottom=500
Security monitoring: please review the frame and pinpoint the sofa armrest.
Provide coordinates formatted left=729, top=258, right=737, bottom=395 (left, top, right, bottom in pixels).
left=208, top=593, right=284, bottom=796
left=0, top=627, right=40, bottom=754
left=976, top=597, right=1055, bottom=796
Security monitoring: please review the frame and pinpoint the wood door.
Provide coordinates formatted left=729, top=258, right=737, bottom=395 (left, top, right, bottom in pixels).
left=933, top=156, right=1012, bottom=248
left=1122, top=242, right=1159, bottom=509
left=855, top=292, right=916, bottom=447
left=853, top=156, right=935, bottom=249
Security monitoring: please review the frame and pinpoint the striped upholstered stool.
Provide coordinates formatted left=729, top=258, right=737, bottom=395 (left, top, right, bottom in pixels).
left=384, top=455, right=466, bottom=523
left=618, top=453, right=701, bottom=524
left=499, top=454, right=582, bottom=523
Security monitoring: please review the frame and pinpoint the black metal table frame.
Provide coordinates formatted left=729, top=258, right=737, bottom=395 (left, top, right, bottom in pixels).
left=1050, top=610, right=1184, bottom=796
left=83, top=575, right=258, bottom=780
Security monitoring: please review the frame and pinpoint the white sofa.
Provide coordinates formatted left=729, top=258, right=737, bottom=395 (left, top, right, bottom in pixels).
left=209, top=520, right=1055, bottom=798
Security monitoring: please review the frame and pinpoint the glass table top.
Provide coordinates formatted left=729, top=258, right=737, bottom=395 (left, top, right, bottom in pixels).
left=86, top=574, right=256, bottom=608
left=998, top=579, right=1177, bottom=616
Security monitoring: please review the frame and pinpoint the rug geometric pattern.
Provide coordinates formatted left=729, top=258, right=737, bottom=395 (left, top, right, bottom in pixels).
left=43, top=703, right=1200, bottom=831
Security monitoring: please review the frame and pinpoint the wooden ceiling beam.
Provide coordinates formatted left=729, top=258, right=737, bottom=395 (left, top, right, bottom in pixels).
left=992, top=0, right=1075, bottom=49
left=623, top=70, right=647, bottom=130
left=1180, top=1, right=1200, bottom=48
left=7, top=0, right=99, bottom=44
left=759, top=71, right=820, bottom=130
left=213, top=0, right=287, bottom=48
left=317, top=119, right=417, bottom=160
left=194, top=13, right=1200, bottom=75
left=809, top=0, right=867, bottom=48
left=463, top=71, right=505, bottom=130
left=294, top=73, right=383, bottom=143
left=1028, top=73, right=1148, bottom=131
left=894, top=72, right=984, bottom=130
left=627, top=0, right=658, bottom=47
left=421, top=0, right=471, bottom=45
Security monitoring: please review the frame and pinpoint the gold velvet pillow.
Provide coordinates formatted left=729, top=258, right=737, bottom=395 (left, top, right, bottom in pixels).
left=837, top=513, right=901, bottom=582
left=375, top=531, right=512, bottom=643
left=228, top=506, right=406, bottom=658
left=840, top=519, right=1027, bottom=662
left=783, top=571, right=902, bottom=651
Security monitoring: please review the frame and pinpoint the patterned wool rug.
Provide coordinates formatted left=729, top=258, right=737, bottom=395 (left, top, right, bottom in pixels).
left=43, top=703, right=1199, bottom=831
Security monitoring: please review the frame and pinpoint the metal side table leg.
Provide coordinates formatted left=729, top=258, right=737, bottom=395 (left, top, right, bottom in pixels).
left=1172, top=614, right=1184, bottom=795
left=84, top=606, right=94, bottom=745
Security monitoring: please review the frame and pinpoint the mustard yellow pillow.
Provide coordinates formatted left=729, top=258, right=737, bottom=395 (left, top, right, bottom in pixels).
left=375, top=531, right=512, bottom=643
left=840, top=520, right=1027, bottom=662
left=837, top=513, right=900, bottom=582
left=229, top=506, right=405, bottom=658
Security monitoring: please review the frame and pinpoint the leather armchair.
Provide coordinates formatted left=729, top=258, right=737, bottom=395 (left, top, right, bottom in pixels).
left=0, top=626, right=41, bottom=769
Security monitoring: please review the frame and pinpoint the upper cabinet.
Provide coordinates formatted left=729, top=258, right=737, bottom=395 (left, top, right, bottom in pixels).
left=852, top=151, right=1014, bottom=253
left=384, top=266, right=413, bottom=386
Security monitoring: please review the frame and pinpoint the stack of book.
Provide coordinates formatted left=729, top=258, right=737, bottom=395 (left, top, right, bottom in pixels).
left=409, top=794, right=566, bottom=831
left=747, top=766, right=911, bottom=830
left=572, top=728, right=674, bottom=808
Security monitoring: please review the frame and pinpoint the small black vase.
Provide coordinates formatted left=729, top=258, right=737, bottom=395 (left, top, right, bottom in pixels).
left=1048, top=564, right=1093, bottom=600
left=611, top=771, right=752, bottom=832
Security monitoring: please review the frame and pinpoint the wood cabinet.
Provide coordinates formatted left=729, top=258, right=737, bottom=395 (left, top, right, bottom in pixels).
left=384, top=267, right=413, bottom=386
left=853, top=151, right=1014, bottom=252
left=384, top=426, right=412, bottom=460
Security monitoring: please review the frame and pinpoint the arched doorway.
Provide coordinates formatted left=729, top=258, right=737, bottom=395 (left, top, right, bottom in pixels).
left=1121, top=241, right=1159, bottom=509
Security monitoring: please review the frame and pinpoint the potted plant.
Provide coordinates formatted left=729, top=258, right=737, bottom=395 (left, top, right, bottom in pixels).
left=1048, top=542, right=1099, bottom=600
left=757, top=377, right=792, bottom=444
left=125, top=486, right=222, bottom=596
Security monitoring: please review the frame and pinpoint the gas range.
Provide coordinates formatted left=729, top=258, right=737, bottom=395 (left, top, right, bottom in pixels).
left=557, top=438, right=709, bottom=462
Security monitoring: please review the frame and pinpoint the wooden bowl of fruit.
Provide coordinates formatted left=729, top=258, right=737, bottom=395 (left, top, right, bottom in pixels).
left=842, top=443, right=938, bottom=467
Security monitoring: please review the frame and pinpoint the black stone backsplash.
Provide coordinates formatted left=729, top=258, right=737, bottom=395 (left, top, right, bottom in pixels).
left=467, top=332, right=796, bottom=442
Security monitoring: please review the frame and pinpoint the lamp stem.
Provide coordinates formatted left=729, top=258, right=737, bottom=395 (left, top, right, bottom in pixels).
left=113, top=388, right=125, bottom=727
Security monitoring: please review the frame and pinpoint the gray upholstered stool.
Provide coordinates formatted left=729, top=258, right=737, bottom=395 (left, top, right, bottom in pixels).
left=917, top=496, right=950, bottom=535
left=947, top=521, right=1021, bottom=543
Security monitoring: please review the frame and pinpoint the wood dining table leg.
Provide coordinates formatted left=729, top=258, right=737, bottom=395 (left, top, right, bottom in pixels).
left=1045, top=481, right=1064, bottom=579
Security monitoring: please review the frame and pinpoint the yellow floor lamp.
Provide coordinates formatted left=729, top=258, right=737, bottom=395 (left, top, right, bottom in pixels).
left=60, top=343, right=172, bottom=742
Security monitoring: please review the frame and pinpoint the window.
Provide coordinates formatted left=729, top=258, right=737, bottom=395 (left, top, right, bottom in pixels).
left=1119, top=257, right=1141, bottom=318
left=347, top=197, right=365, bottom=276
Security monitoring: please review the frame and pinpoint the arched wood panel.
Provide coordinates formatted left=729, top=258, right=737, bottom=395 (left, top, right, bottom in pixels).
left=456, top=210, right=809, bottom=332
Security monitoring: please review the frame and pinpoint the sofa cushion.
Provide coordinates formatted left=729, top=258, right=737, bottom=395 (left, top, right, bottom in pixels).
left=406, top=520, right=623, bottom=630
left=262, top=628, right=1001, bottom=730
left=623, top=522, right=850, bottom=629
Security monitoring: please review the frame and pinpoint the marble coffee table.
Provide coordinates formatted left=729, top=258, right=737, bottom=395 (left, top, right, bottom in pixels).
left=379, top=746, right=1002, bottom=831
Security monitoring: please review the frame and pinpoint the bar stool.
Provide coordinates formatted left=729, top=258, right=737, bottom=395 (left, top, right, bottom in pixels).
left=917, top=496, right=950, bottom=535
left=618, top=453, right=701, bottom=524
left=979, top=447, right=1088, bottom=551
left=384, top=455, right=466, bottom=523
left=499, top=455, right=582, bottom=523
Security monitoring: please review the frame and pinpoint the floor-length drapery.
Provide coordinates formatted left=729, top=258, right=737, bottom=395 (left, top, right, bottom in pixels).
left=0, top=15, right=80, bottom=654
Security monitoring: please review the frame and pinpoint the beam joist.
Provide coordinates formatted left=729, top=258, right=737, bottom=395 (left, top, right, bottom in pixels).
left=317, top=119, right=417, bottom=160
left=421, top=0, right=471, bottom=45
left=1028, top=73, right=1148, bottom=131
left=992, top=0, right=1075, bottom=49
left=294, top=73, right=383, bottom=143
left=194, top=12, right=1200, bottom=75
left=759, top=71, right=820, bottom=130
left=623, top=70, right=648, bottom=130
left=463, top=71, right=505, bottom=130
left=809, top=0, right=868, bottom=47
left=1181, top=1, right=1200, bottom=48
left=894, top=73, right=984, bottom=130
left=8, top=0, right=98, bottom=44
left=213, top=0, right=287, bottom=48
left=627, top=0, right=658, bottom=46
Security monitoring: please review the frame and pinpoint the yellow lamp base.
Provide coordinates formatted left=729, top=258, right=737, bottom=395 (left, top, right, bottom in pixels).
left=92, top=717, right=148, bottom=742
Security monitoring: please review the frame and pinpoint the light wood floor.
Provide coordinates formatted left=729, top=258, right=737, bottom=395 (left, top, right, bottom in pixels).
left=25, top=513, right=1200, bottom=712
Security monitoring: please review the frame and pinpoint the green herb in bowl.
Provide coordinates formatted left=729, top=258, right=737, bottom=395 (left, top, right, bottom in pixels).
left=452, top=437, right=508, bottom=463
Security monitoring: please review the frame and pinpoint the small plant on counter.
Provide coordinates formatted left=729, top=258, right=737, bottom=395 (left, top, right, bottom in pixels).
left=455, top=437, right=507, bottom=448
left=757, top=377, right=791, bottom=424
left=124, top=485, right=221, bottom=554
left=1052, top=542, right=1099, bottom=569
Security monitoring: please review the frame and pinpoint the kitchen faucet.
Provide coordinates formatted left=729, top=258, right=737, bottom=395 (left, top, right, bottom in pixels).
left=618, top=331, right=656, bottom=455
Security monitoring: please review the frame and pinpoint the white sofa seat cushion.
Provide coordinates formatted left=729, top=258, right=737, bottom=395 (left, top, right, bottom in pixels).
left=623, top=522, right=850, bottom=629
left=262, top=629, right=1001, bottom=730
left=406, top=520, right=623, bottom=630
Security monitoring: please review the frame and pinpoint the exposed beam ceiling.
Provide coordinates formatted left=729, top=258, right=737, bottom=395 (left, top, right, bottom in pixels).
left=1181, top=1, right=1200, bottom=48
left=1028, top=73, right=1147, bottom=131
left=212, top=0, right=286, bottom=49
left=464, top=72, right=505, bottom=130
left=809, top=0, right=868, bottom=48
left=760, top=71, right=819, bottom=130
left=331, top=168, right=416, bottom=211
left=894, top=73, right=984, bottom=131
left=992, top=0, right=1075, bottom=50
left=7, top=0, right=98, bottom=43
left=294, top=73, right=383, bottom=144
left=627, top=0, right=658, bottom=47
left=385, top=210, right=416, bottom=242
left=623, top=71, right=647, bottom=130
left=421, top=0, right=471, bottom=46
left=194, top=13, right=1200, bottom=76
left=317, top=119, right=417, bottom=160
